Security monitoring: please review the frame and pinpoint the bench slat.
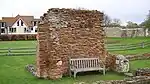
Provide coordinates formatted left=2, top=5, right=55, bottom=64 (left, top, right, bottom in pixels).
left=70, top=58, right=99, bottom=61
left=70, top=58, right=103, bottom=69
left=69, top=57, right=105, bottom=78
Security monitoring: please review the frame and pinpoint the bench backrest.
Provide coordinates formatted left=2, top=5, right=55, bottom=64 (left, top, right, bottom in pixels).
left=69, top=58, right=103, bottom=69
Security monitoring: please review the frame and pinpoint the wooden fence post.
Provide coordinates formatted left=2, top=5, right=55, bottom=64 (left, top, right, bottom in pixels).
left=125, top=44, right=128, bottom=50
left=8, top=48, right=11, bottom=56
left=141, top=42, right=145, bottom=48
left=123, top=45, right=126, bottom=50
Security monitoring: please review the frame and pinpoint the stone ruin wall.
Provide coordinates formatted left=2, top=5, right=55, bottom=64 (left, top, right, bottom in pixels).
left=126, top=53, right=150, bottom=61
left=136, top=68, right=150, bottom=76
left=76, top=76, right=150, bottom=84
left=36, top=8, right=109, bottom=79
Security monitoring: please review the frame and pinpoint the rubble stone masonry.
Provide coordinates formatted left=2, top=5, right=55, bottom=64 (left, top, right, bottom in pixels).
left=75, top=76, right=150, bottom=84
left=36, top=8, right=107, bottom=79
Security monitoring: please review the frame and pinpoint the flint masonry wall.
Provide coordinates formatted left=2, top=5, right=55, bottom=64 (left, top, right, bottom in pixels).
left=76, top=76, right=150, bottom=84
left=36, top=8, right=106, bottom=79
left=126, top=53, right=150, bottom=61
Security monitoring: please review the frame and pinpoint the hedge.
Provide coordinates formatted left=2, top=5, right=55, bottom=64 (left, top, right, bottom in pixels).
left=0, top=34, right=37, bottom=41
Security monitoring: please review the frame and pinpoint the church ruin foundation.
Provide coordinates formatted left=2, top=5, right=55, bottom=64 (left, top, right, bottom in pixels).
left=36, top=8, right=109, bottom=80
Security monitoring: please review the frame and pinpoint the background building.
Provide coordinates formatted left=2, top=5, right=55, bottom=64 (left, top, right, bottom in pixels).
left=0, top=15, right=40, bottom=35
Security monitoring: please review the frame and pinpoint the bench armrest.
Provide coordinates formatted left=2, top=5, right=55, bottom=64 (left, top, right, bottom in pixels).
left=98, top=61, right=105, bottom=68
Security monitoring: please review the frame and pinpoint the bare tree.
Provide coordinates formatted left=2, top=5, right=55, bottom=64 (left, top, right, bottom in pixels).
left=140, top=10, right=150, bottom=36
left=103, top=14, right=112, bottom=27
left=126, top=21, right=139, bottom=28
left=126, top=21, right=140, bottom=38
left=109, top=18, right=121, bottom=27
left=0, top=22, right=1, bottom=35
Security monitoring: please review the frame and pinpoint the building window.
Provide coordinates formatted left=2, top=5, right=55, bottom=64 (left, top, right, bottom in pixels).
left=34, top=21, right=37, bottom=26
left=24, top=28, right=27, bottom=33
left=9, top=28, right=11, bottom=32
left=1, top=29, right=5, bottom=33
left=14, top=28, right=16, bottom=32
left=9, top=28, right=16, bottom=33
left=21, top=20, right=23, bottom=26
left=1, top=22, right=5, bottom=27
left=35, top=29, right=37, bottom=32
left=31, top=27, right=33, bottom=30
left=17, top=21, right=19, bottom=26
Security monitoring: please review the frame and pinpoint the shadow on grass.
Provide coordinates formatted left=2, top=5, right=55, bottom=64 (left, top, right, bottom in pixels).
left=68, top=71, right=125, bottom=83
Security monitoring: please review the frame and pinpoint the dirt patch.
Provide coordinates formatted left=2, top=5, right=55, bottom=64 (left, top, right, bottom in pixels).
left=143, top=53, right=150, bottom=56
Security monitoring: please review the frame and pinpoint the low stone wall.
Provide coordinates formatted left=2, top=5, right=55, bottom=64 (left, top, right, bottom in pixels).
left=25, top=64, right=37, bottom=77
left=76, top=76, right=150, bottom=84
left=136, top=68, right=150, bottom=76
left=126, top=53, right=150, bottom=61
left=104, top=27, right=146, bottom=37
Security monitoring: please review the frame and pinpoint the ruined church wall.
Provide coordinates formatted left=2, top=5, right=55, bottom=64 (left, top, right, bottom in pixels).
left=36, top=8, right=106, bottom=79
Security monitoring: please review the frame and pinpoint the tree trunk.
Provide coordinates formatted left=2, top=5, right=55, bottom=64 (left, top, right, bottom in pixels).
left=144, top=28, right=146, bottom=37
left=131, top=30, right=136, bottom=38
left=121, top=30, right=127, bottom=37
left=0, top=27, right=1, bottom=35
left=148, top=28, right=150, bottom=36
left=145, top=28, right=149, bottom=37
left=135, top=30, right=139, bottom=37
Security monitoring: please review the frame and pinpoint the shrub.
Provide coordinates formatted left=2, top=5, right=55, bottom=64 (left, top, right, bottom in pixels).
left=0, top=34, right=37, bottom=41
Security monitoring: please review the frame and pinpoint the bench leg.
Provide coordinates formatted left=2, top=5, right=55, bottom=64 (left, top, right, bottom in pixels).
left=103, top=69, right=105, bottom=75
left=74, top=72, right=77, bottom=78
left=69, top=71, right=72, bottom=77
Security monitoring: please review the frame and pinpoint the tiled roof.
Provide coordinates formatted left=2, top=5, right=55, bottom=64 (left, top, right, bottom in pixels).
left=33, top=19, right=41, bottom=21
left=14, top=15, right=34, bottom=26
left=2, top=17, right=16, bottom=26
left=1, top=15, right=35, bottom=27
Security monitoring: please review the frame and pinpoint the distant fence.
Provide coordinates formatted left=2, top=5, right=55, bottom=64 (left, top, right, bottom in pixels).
left=0, top=41, right=150, bottom=56
left=0, top=48, right=36, bottom=56
left=106, top=41, right=150, bottom=51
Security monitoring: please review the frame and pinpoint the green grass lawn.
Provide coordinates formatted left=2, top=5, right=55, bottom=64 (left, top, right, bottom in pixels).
left=0, top=56, right=150, bottom=84
left=0, top=37, right=150, bottom=48
left=106, top=37, right=150, bottom=44
left=0, top=37, right=150, bottom=84
left=106, top=37, right=150, bottom=55
left=130, top=60, right=150, bottom=71
left=0, top=56, right=125, bottom=84
left=109, top=47, right=150, bottom=55
left=0, top=40, right=36, bottom=48
left=1, top=37, right=150, bottom=55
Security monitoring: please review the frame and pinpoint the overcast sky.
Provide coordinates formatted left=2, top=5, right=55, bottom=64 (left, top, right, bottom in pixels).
left=0, top=0, right=150, bottom=25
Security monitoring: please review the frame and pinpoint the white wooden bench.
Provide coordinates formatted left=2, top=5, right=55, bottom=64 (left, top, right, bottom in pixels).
left=69, top=58, right=105, bottom=78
